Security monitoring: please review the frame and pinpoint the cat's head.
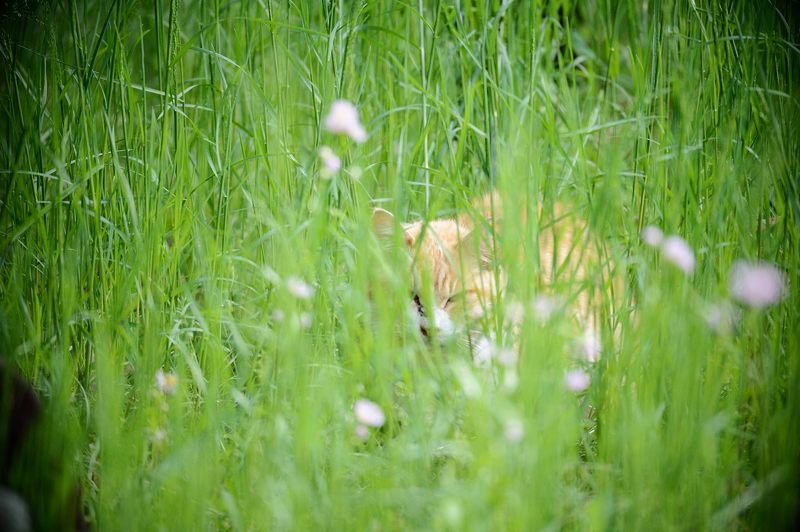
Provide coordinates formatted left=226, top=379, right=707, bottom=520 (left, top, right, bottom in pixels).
left=372, top=202, right=500, bottom=339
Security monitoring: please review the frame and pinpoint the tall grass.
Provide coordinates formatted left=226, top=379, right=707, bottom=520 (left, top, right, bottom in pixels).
left=1, top=0, right=797, bottom=529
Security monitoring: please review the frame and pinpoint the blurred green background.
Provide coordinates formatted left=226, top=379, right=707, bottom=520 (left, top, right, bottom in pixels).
left=0, top=0, right=798, bottom=529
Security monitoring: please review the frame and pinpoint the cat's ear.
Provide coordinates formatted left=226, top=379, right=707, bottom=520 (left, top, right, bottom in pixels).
left=373, top=208, right=414, bottom=248
left=372, top=208, right=396, bottom=239
left=459, top=227, right=494, bottom=270
left=472, top=191, right=503, bottom=223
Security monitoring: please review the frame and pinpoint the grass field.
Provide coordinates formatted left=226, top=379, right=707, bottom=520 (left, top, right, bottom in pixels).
left=1, top=0, right=798, bottom=529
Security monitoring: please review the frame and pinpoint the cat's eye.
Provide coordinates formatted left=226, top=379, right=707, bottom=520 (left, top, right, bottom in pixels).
left=444, top=291, right=464, bottom=308
left=412, top=293, right=425, bottom=315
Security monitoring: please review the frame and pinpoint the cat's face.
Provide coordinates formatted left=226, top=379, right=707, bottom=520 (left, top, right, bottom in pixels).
left=372, top=208, right=498, bottom=339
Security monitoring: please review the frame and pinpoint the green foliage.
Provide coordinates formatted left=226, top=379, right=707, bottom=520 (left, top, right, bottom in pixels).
left=0, top=0, right=797, bottom=529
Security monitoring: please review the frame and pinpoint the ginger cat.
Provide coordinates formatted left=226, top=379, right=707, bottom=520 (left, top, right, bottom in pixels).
left=373, top=192, right=617, bottom=353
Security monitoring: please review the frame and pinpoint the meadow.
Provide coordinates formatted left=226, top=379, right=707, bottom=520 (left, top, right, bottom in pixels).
left=0, top=0, right=798, bottom=529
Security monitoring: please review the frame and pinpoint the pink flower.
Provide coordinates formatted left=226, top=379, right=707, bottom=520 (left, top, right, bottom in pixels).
left=729, top=260, right=786, bottom=309
left=324, top=100, right=367, bottom=143
left=661, top=236, right=696, bottom=274
left=318, top=146, right=341, bottom=178
left=354, top=399, right=385, bottom=427
left=641, top=225, right=664, bottom=247
left=565, top=369, right=590, bottom=392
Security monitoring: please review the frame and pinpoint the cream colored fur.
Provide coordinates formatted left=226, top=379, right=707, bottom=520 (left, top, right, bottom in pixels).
left=373, top=192, right=617, bottom=342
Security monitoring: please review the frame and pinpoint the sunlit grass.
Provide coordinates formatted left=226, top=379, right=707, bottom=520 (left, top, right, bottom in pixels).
left=1, top=1, right=797, bottom=529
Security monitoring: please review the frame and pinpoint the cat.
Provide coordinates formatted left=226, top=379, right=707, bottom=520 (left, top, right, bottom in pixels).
left=372, top=191, right=618, bottom=357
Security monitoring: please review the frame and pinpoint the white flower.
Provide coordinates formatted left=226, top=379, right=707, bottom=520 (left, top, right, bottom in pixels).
left=504, top=418, right=524, bottom=443
left=355, top=424, right=370, bottom=441
left=271, top=309, right=285, bottom=323
left=155, top=369, right=178, bottom=395
left=324, top=100, right=367, bottom=143
left=565, top=369, right=591, bottom=392
left=287, top=276, right=314, bottom=299
left=318, top=146, right=341, bottom=178
left=298, top=312, right=313, bottom=330
left=661, top=235, right=696, bottom=274
left=641, top=225, right=664, bottom=247
left=578, top=330, right=601, bottom=363
left=729, top=260, right=786, bottom=309
left=354, top=399, right=385, bottom=427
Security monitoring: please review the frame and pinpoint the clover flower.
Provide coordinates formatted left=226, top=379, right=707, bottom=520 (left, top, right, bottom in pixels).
left=661, top=235, right=696, bottom=274
left=729, top=260, right=786, bottom=309
left=318, top=146, right=341, bottom=178
left=354, top=399, right=385, bottom=427
left=565, top=369, right=591, bottom=392
left=324, top=100, right=367, bottom=143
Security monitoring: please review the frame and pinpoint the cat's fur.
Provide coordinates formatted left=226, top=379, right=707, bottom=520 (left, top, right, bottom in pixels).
left=373, top=192, right=617, bottom=344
